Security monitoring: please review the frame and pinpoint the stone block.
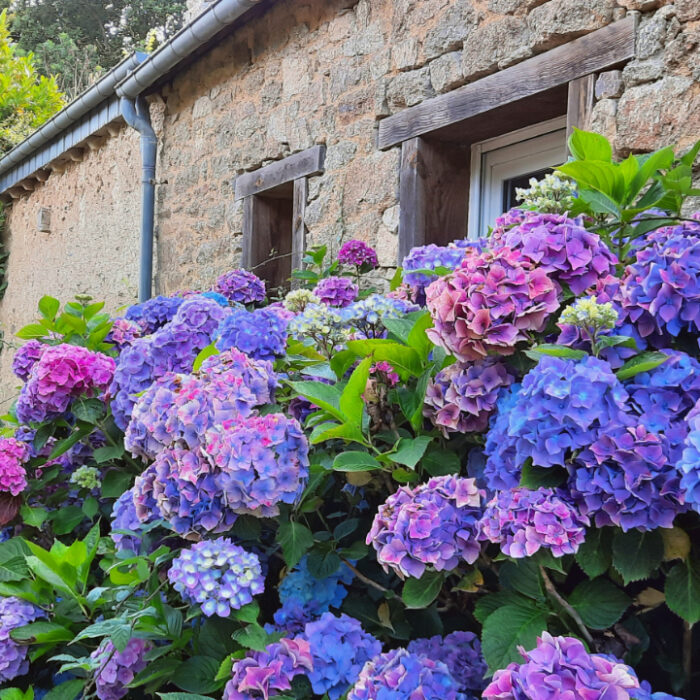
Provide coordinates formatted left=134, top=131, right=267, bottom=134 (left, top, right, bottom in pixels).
left=392, top=38, right=420, bottom=71
left=430, top=51, right=464, bottom=94
left=387, top=67, right=434, bottom=110
left=462, top=17, right=532, bottom=81
left=424, top=1, right=476, bottom=60
left=595, top=70, right=624, bottom=99
left=676, top=0, right=700, bottom=22
left=622, top=57, right=665, bottom=86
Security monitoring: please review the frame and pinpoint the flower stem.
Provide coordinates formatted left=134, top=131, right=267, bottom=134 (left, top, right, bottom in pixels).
left=341, top=557, right=389, bottom=594
left=539, top=565, right=594, bottom=647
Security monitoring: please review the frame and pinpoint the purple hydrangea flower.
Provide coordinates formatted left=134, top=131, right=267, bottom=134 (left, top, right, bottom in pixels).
left=223, top=637, right=314, bottom=700
left=571, top=423, right=685, bottom=531
left=484, top=356, right=629, bottom=484
left=168, top=538, right=264, bottom=617
left=204, top=412, right=309, bottom=517
left=125, top=295, right=183, bottom=334
left=110, top=489, right=145, bottom=553
left=273, top=556, right=354, bottom=634
left=499, top=212, right=617, bottom=295
left=407, top=631, right=486, bottom=696
left=479, top=488, right=589, bottom=558
left=0, top=596, right=45, bottom=682
left=90, top=638, right=151, bottom=700
left=483, top=383, right=523, bottom=491
left=106, top=318, right=146, bottom=350
left=621, top=218, right=700, bottom=338
left=313, top=277, right=359, bottom=308
left=125, top=349, right=277, bottom=460
left=216, top=307, right=288, bottom=361
left=0, top=438, right=30, bottom=496
left=402, top=244, right=467, bottom=289
left=302, top=613, right=382, bottom=699
left=426, top=246, right=559, bottom=361
left=483, top=632, right=640, bottom=700
left=348, top=648, right=465, bottom=700
left=11, top=340, right=46, bottom=382
left=338, top=240, right=378, bottom=269
left=367, top=475, right=482, bottom=579
left=678, top=400, right=700, bottom=513
left=424, top=359, right=514, bottom=435
left=215, top=269, right=266, bottom=305
left=16, top=344, right=115, bottom=424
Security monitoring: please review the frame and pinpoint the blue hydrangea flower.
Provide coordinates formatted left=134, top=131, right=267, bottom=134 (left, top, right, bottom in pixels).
left=340, top=294, right=419, bottom=339
left=110, top=489, right=145, bottom=554
left=483, top=383, right=522, bottom=491
left=0, top=597, right=45, bottom=682
left=125, top=295, right=184, bottom=334
left=273, top=556, right=354, bottom=633
left=402, top=244, right=467, bottom=288
left=216, top=307, right=288, bottom=360
left=348, top=648, right=466, bottom=700
left=676, top=400, right=700, bottom=514
left=168, top=538, right=264, bottom=617
left=302, top=613, right=382, bottom=699
left=200, top=291, right=230, bottom=306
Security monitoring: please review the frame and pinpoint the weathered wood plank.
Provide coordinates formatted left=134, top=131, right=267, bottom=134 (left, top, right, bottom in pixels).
left=235, top=145, right=326, bottom=199
left=291, top=177, right=307, bottom=283
left=378, top=17, right=636, bottom=150
left=566, top=74, right=596, bottom=143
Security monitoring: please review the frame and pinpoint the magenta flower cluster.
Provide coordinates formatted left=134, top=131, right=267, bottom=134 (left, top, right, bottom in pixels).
left=348, top=648, right=465, bottom=700
left=223, top=637, right=314, bottom=700
left=168, top=538, right=264, bottom=617
left=90, top=638, right=151, bottom=700
left=313, top=276, right=359, bottom=307
left=621, top=218, right=700, bottom=339
left=16, top=344, right=115, bottom=424
left=107, top=318, right=145, bottom=350
left=367, top=475, right=482, bottom=579
left=483, top=632, right=640, bottom=700
left=338, top=239, right=378, bottom=269
left=426, top=246, right=559, bottom=361
left=214, top=268, right=266, bottom=304
left=424, top=359, right=513, bottom=435
left=11, top=340, right=46, bottom=382
left=499, top=212, right=617, bottom=295
left=125, top=349, right=277, bottom=460
left=407, top=631, right=486, bottom=697
left=0, top=597, right=44, bottom=682
left=479, top=488, right=589, bottom=558
left=302, top=613, right=382, bottom=700
left=0, top=438, right=30, bottom=496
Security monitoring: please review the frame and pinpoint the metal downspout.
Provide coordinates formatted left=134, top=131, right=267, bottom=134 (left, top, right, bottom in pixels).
left=120, top=97, right=156, bottom=302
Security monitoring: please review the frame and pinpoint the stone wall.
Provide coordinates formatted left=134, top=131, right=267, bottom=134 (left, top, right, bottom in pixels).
left=0, top=125, right=142, bottom=403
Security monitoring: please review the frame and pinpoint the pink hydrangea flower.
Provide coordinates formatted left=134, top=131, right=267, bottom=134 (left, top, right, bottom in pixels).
left=0, top=439, right=30, bottom=497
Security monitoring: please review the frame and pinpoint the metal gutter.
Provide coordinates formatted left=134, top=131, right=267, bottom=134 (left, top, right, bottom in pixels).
left=0, top=53, right=147, bottom=184
left=116, top=0, right=266, bottom=99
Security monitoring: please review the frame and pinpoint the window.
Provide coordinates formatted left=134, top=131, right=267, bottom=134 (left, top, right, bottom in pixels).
left=467, top=117, right=567, bottom=238
left=235, top=146, right=325, bottom=294
left=379, top=17, right=636, bottom=261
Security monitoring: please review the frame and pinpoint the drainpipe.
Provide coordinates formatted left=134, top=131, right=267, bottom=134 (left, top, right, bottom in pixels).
left=120, top=96, right=156, bottom=302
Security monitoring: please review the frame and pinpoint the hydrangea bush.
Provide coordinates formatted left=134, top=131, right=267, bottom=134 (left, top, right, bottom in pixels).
left=0, top=130, right=697, bottom=700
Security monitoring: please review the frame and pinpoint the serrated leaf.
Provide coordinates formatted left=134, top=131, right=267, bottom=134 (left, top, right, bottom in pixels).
left=568, top=578, right=630, bottom=629
left=19, top=505, right=47, bottom=528
left=171, top=656, right=221, bottom=693
left=481, top=602, right=549, bottom=672
left=525, top=344, right=587, bottom=360
left=661, top=527, right=691, bottom=562
left=421, top=448, right=460, bottom=476
left=576, top=528, right=612, bottom=578
left=339, top=357, right=372, bottom=426
left=276, top=521, right=313, bottom=570
left=474, top=591, right=527, bottom=624
left=159, top=693, right=215, bottom=700
left=38, top=295, right=60, bottom=320
left=11, top=621, right=73, bottom=644
left=93, top=444, right=125, bottom=463
left=71, top=397, right=106, bottom=424
left=286, top=381, right=344, bottom=422
left=43, top=680, right=84, bottom=700
left=390, top=436, right=432, bottom=469
left=332, top=451, right=381, bottom=472
left=101, top=470, right=133, bottom=498
left=346, top=340, right=422, bottom=379
left=499, top=558, right=544, bottom=601
left=612, top=529, right=664, bottom=584
left=402, top=570, right=444, bottom=609
left=615, top=351, right=668, bottom=381
left=568, top=128, right=613, bottom=162
left=665, top=560, right=700, bottom=625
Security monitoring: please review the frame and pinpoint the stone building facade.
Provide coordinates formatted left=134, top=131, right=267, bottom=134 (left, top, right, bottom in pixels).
left=0, top=0, right=698, bottom=400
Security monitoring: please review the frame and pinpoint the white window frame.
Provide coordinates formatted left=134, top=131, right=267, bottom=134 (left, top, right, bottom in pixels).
left=467, top=116, right=568, bottom=239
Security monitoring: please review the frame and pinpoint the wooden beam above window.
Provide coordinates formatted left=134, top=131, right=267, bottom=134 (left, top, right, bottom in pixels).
left=378, top=17, right=636, bottom=150
left=235, top=145, right=326, bottom=200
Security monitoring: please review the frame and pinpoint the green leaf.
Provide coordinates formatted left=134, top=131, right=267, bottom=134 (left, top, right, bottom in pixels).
left=474, top=591, right=527, bottom=623
left=390, top=436, right=432, bottom=469
left=0, top=689, right=33, bottom=700
left=171, top=656, right=222, bottom=694
left=612, top=529, right=664, bottom=584
left=615, top=351, right=668, bottom=381
left=332, top=451, right=381, bottom=472
left=406, top=312, right=434, bottom=362
left=481, top=601, right=549, bottom=672
left=193, top=343, right=219, bottom=372
left=11, top=621, right=74, bottom=644
left=71, top=397, right=105, bottom=424
left=93, top=444, right=125, bottom=463
left=579, top=189, right=620, bottom=217
left=277, top=521, right=313, bottom=569
left=51, top=506, right=84, bottom=535
left=0, top=539, right=29, bottom=582
left=629, top=147, right=674, bottom=199
left=346, top=340, right=423, bottom=379
left=48, top=422, right=93, bottom=460
left=158, top=695, right=214, bottom=700
left=287, top=381, right=344, bottom=421
left=43, top=680, right=84, bottom=700
left=339, top=357, right=372, bottom=426
left=330, top=349, right=357, bottom=380
left=232, top=624, right=281, bottom=652
left=72, top=618, right=131, bottom=643
left=557, top=161, right=625, bottom=203
left=402, top=570, right=444, bottom=609
left=130, top=658, right=183, bottom=688
left=421, top=448, right=461, bottom=476
left=307, top=550, right=342, bottom=579
left=525, top=344, right=587, bottom=360
left=310, top=421, right=366, bottom=445
left=20, top=505, right=47, bottom=528
left=519, top=463, right=567, bottom=490
left=233, top=601, right=260, bottom=624
left=665, top=560, right=700, bottom=625
left=499, top=559, right=544, bottom=601
left=568, top=128, right=613, bottom=162
left=568, top=579, right=630, bottom=629
left=16, top=323, right=49, bottom=340
left=575, top=528, right=612, bottom=578
left=595, top=335, right=637, bottom=351
left=38, top=295, right=60, bottom=320
left=101, top=470, right=133, bottom=498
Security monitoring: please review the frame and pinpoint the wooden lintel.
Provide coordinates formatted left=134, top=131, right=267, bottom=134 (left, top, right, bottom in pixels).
left=377, top=17, right=637, bottom=150
left=235, top=145, right=326, bottom=200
